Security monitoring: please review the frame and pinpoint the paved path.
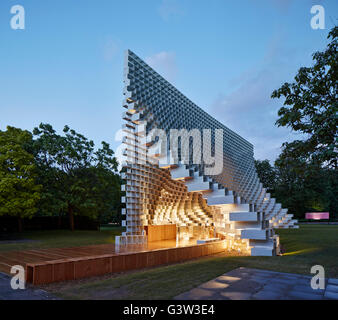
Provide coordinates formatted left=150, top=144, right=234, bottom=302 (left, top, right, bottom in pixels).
left=0, top=272, right=58, bottom=300
left=175, top=267, right=338, bottom=300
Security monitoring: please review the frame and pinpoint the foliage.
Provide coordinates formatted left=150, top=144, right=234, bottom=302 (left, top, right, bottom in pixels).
left=33, top=123, right=120, bottom=230
left=271, top=26, right=338, bottom=168
left=265, top=26, right=338, bottom=219
left=255, top=156, right=337, bottom=220
left=0, top=127, right=41, bottom=231
left=254, top=160, right=276, bottom=195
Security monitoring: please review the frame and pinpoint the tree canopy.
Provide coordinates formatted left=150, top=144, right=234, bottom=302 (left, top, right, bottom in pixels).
left=33, top=123, right=120, bottom=230
left=263, top=26, right=338, bottom=219
left=271, top=26, right=337, bottom=168
left=0, top=127, right=41, bottom=231
left=255, top=157, right=337, bottom=220
left=254, top=160, right=276, bottom=195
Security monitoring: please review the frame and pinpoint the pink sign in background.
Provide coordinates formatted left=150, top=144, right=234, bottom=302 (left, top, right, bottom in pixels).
left=305, top=212, right=329, bottom=220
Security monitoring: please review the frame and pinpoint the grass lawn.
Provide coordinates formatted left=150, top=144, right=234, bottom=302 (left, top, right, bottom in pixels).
left=32, top=224, right=338, bottom=300
left=0, top=227, right=123, bottom=252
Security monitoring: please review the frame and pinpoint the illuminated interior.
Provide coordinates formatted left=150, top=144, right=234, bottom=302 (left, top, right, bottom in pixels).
left=116, top=50, right=298, bottom=257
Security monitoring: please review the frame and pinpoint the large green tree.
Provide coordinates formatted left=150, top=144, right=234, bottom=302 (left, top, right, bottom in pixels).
left=271, top=26, right=337, bottom=168
left=254, top=160, right=277, bottom=195
left=274, top=152, right=337, bottom=219
left=255, top=157, right=337, bottom=219
left=0, top=126, right=41, bottom=232
left=33, top=123, right=120, bottom=230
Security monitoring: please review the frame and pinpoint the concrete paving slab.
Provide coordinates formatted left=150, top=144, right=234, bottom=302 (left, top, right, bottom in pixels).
left=216, top=275, right=242, bottom=283
left=174, top=267, right=335, bottom=300
left=246, top=268, right=280, bottom=275
left=326, top=284, right=338, bottom=293
left=271, top=278, right=299, bottom=286
left=174, top=288, right=217, bottom=300
left=248, top=276, right=271, bottom=284
left=221, top=279, right=263, bottom=293
left=0, top=272, right=58, bottom=300
left=328, top=278, right=338, bottom=285
left=278, top=275, right=304, bottom=281
left=220, top=291, right=252, bottom=300
left=292, top=284, right=325, bottom=295
left=252, top=289, right=284, bottom=300
left=200, top=280, right=230, bottom=290
left=292, top=278, right=315, bottom=286
left=288, top=291, right=323, bottom=300
left=324, top=291, right=338, bottom=300
left=263, top=283, right=289, bottom=292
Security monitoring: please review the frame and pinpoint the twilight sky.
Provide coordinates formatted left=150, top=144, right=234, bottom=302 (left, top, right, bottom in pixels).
left=0, top=0, right=337, bottom=162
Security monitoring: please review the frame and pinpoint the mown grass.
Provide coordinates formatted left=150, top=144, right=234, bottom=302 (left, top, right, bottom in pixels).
left=42, top=224, right=338, bottom=300
left=0, top=228, right=123, bottom=252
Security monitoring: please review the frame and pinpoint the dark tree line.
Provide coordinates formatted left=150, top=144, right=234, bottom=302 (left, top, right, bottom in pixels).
left=0, top=124, right=121, bottom=231
left=255, top=159, right=337, bottom=219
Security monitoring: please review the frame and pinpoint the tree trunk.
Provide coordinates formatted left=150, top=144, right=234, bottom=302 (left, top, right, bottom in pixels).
left=68, top=205, right=75, bottom=231
left=17, top=217, right=23, bottom=233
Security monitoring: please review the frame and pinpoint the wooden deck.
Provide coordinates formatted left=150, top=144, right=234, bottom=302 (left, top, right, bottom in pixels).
left=0, top=240, right=226, bottom=285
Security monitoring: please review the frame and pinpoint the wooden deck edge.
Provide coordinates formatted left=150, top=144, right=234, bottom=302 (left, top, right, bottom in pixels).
left=25, top=240, right=226, bottom=285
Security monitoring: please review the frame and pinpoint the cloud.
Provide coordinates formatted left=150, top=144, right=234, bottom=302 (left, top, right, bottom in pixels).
left=158, top=0, right=184, bottom=21
left=210, top=35, right=305, bottom=162
left=145, top=51, right=178, bottom=82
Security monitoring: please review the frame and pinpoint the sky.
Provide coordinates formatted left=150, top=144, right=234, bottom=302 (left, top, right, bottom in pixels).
left=0, top=0, right=337, bottom=163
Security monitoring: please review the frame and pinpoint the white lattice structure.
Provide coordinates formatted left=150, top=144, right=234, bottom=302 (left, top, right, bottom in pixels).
left=116, top=50, right=298, bottom=256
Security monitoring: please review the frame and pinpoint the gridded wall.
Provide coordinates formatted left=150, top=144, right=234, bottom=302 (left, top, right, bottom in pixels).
left=123, top=50, right=256, bottom=199
left=118, top=50, right=297, bottom=254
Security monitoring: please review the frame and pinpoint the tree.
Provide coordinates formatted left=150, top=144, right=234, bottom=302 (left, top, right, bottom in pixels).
left=0, top=127, right=41, bottom=232
left=271, top=26, right=338, bottom=219
left=254, top=160, right=277, bottom=195
left=33, top=123, right=120, bottom=230
left=272, top=145, right=337, bottom=219
left=255, top=156, right=337, bottom=220
left=76, top=166, right=122, bottom=225
left=271, top=26, right=338, bottom=168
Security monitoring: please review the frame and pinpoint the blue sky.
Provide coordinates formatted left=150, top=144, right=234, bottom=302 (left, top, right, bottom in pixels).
left=0, top=0, right=337, bottom=162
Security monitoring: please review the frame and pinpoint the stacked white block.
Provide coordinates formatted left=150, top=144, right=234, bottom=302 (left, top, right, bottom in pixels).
left=117, top=50, right=298, bottom=255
